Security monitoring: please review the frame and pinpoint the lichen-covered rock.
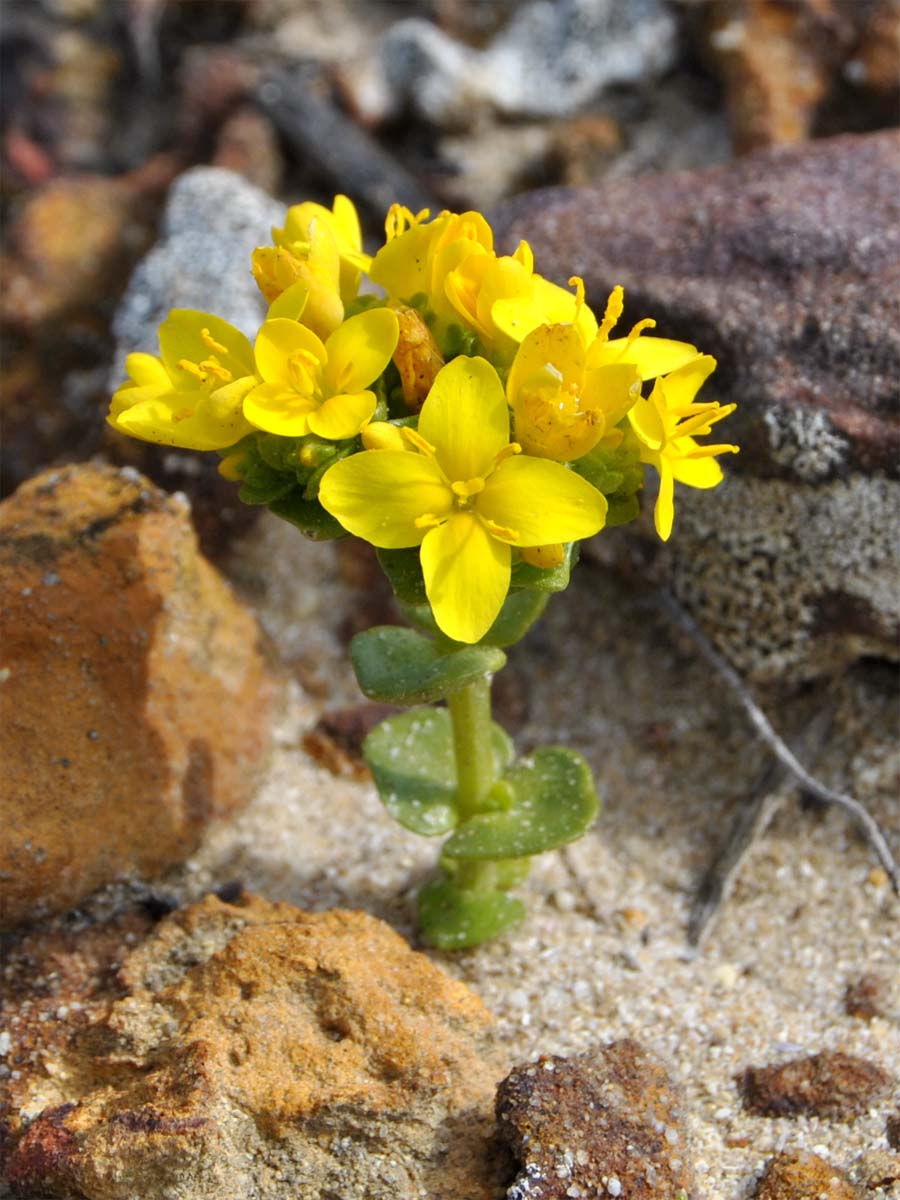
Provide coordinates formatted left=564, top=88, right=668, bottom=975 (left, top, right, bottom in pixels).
left=496, top=1039, right=695, bottom=1198
left=492, top=131, right=900, bottom=680
left=752, top=1149, right=858, bottom=1200
left=736, top=1051, right=894, bottom=1121
left=2, top=893, right=507, bottom=1200
left=0, top=464, right=275, bottom=929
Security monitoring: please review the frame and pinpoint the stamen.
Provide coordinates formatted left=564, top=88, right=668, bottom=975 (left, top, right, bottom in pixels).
left=177, top=359, right=207, bottom=381
left=401, top=427, right=437, bottom=457
left=568, top=276, right=586, bottom=323
left=414, top=512, right=443, bottom=530
left=683, top=443, right=739, bottom=458
left=621, top=317, right=656, bottom=356
left=492, top=442, right=522, bottom=468
left=200, top=329, right=229, bottom=356
left=596, top=285, right=624, bottom=343
left=172, top=407, right=195, bottom=422
left=451, top=477, right=485, bottom=499
left=198, top=358, right=233, bottom=384
left=481, top=516, right=520, bottom=543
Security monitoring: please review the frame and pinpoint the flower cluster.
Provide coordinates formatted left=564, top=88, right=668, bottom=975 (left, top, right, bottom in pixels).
left=109, top=197, right=737, bottom=644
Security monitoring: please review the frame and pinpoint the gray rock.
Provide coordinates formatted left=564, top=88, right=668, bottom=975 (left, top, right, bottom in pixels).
left=380, top=0, right=678, bottom=126
left=491, top=131, right=900, bottom=680
left=109, top=167, right=284, bottom=386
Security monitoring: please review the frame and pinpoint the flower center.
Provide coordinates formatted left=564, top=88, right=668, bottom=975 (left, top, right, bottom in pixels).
left=287, top=349, right=322, bottom=398
left=451, top=477, right=485, bottom=509
left=176, top=329, right=234, bottom=391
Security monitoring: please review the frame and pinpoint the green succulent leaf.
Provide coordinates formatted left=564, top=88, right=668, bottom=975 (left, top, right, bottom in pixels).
left=509, top=541, right=579, bottom=593
left=268, top=489, right=345, bottom=539
left=441, top=747, right=599, bottom=860
left=478, top=589, right=550, bottom=648
left=418, top=879, right=525, bottom=950
left=605, top=492, right=641, bottom=527
left=351, top=627, right=506, bottom=705
left=376, top=547, right=428, bottom=606
left=364, top=707, right=514, bottom=836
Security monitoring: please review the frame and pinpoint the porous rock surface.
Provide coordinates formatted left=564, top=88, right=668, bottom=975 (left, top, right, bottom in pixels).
left=751, top=1149, right=857, bottom=1200
left=1, top=893, right=507, bottom=1200
left=736, top=1050, right=894, bottom=1121
left=492, top=131, right=900, bottom=680
left=0, top=463, right=275, bottom=929
left=495, top=1039, right=695, bottom=1198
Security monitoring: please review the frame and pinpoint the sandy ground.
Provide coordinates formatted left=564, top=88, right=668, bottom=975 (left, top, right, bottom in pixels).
left=144, top=513, right=899, bottom=1197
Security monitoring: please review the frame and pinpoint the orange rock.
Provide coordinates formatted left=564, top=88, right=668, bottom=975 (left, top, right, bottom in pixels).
left=752, top=1149, right=857, bottom=1200
left=0, top=464, right=276, bottom=929
left=3, top=893, right=506, bottom=1200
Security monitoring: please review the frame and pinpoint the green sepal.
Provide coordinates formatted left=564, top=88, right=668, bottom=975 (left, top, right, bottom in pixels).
left=418, top=879, right=525, bottom=950
left=377, top=547, right=428, bottom=606
left=351, top=627, right=506, bottom=705
left=267, top=489, right=345, bottom=540
left=509, top=542, right=579, bottom=593
left=364, top=707, right=514, bottom=836
left=606, top=492, right=641, bottom=527
left=441, top=747, right=599, bottom=860
left=256, top=434, right=304, bottom=474
left=343, top=293, right=385, bottom=319
left=478, top=589, right=550, bottom=648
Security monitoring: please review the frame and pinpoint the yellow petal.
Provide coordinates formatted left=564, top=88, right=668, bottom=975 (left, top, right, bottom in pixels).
left=361, top=421, right=409, bottom=452
left=593, top=335, right=699, bottom=379
left=506, top=323, right=585, bottom=401
left=418, top=356, right=509, bottom=482
left=420, top=513, right=511, bottom=644
left=323, top=308, right=399, bottom=394
left=582, top=362, right=641, bottom=427
left=653, top=460, right=675, bottom=542
left=158, top=310, right=255, bottom=380
left=479, top=456, right=607, bottom=546
left=113, top=395, right=244, bottom=451
left=369, top=217, right=445, bottom=301
left=318, top=451, right=451, bottom=548
left=266, top=279, right=310, bottom=321
left=254, top=319, right=326, bottom=387
left=307, top=390, right=377, bottom=440
left=243, top=381, right=315, bottom=436
left=628, top=389, right=666, bottom=450
left=671, top=451, right=724, bottom=488
left=123, top=352, right=171, bottom=390
left=655, top=354, right=717, bottom=408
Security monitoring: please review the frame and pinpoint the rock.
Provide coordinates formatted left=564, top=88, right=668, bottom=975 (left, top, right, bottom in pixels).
left=703, top=0, right=900, bottom=151
left=109, top=166, right=284, bottom=386
left=496, top=1039, right=695, bottom=1198
left=378, top=0, right=678, bottom=127
left=0, top=463, right=275, bottom=929
left=844, top=973, right=889, bottom=1022
left=0, top=172, right=166, bottom=333
left=302, top=702, right=398, bottom=780
left=492, top=132, right=900, bottom=680
left=888, top=1110, right=900, bottom=1150
left=751, top=1149, right=857, bottom=1200
left=211, top=104, right=284, bottom=195
left=736, top=1051, right=894, bottom=1121
left=2, top=893, right=507, bottom=1200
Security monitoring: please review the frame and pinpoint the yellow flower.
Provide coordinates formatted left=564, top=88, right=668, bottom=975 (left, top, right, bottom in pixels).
left=318, top=356, right=607, bottom=643
left=585, top=285, right=700, bottom=381
left=108, top=309, right=256, bottom=451
left=627, top=354, right=738, bottom=541
left=506, top=322, right=640, bottom=461
left=368, top=205, right=493, bottom=326
left=252, top=219, right=344, bottom=341
left=273, top=194, right=370, bottom=304
left=243, top=308, right=399, bottom=440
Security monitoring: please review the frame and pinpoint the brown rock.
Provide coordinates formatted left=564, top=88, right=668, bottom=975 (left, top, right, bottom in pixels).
left=888, top=1109, right=900, bottom=1150
left=737, top=1051, right=894, bottom=1121
left=844, top=973, right=887, bottom=1022
left=853, top=1149, right=900, bottom=1192
left=0, top=463, right=275, bottom=929
left=302, top=702, right=398, bottom=779
left=3, top=893, right=507, bottom=1200
left=752, top=1149, right=857, bottom=1200
left=496, top=1039, right=695, bottom=1198
left=492, top=133, right=900, bottom=680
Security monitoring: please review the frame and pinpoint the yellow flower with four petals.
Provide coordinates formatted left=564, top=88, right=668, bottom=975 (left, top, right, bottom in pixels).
left=319, top=356, right=607, bottom=643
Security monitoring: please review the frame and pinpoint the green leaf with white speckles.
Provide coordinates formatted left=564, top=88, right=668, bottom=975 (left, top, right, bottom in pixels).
left=351, top=626, right=506, bottom=705
left=364, top=707, right=514, bottom=836
left=418, top=879, right=525, bottom=950
left=440, top=747, right=599, bottom=860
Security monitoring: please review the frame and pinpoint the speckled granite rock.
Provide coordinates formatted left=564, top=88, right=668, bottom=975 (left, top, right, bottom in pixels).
left=751, top=1149, right=857, bottom=1200
left=496, top=1039, right=695, bottom=1198
left=492, top=131, right=900, bottom=680
left=0, top=464, right=275, bottom=929
left=1, top=893, right=507, bottom=1200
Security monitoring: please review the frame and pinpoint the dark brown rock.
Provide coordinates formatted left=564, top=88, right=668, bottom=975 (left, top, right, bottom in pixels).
left=752, top=1149, right=857, bottom=1200
left=2, top=894, right=507, bottom=1200
left=496, top=1039, right=695, bottom=1198
left=493, top=131, right=900, bottom=482
left=0, top=464, right=276, bottom=929
left=302, top=702, right=398, bottom=779
left=492, top=133, right=900, bottom=681
left=887, top=1109, right=900, bottom=1150
left=844, top=973, right=887, bottom=1022
left=737, top=1051, right=894, bottom=1121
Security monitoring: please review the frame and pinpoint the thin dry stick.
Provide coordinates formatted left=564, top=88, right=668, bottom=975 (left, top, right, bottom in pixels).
left=656, top=590, right=900, bottom=897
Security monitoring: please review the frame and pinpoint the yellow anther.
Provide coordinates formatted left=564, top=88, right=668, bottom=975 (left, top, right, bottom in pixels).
left=451, top=477, right=485, bottom=500
left=568, top=276, right=586, bottom=322
left=480, top=516, right=520, bottom=543
left=621, top=317, right=657, bottom=356
left=596, top=285, right=625, bottom=343
left=493, top=442, right=522, bottom=468
left=414, top=512, right=443, bottom=530
left=198, top=358, right=233, bottom=384
left=177, top=358, right=207, bottom=381
left=200, top=329, right=229, bottom=356
left=385, top=204, right=430, bottom=240
left=171, top=407, right=195, bottom=423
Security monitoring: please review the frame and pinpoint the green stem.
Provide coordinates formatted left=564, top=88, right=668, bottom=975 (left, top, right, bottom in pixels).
left=447, top=676, right=496, bottom=823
